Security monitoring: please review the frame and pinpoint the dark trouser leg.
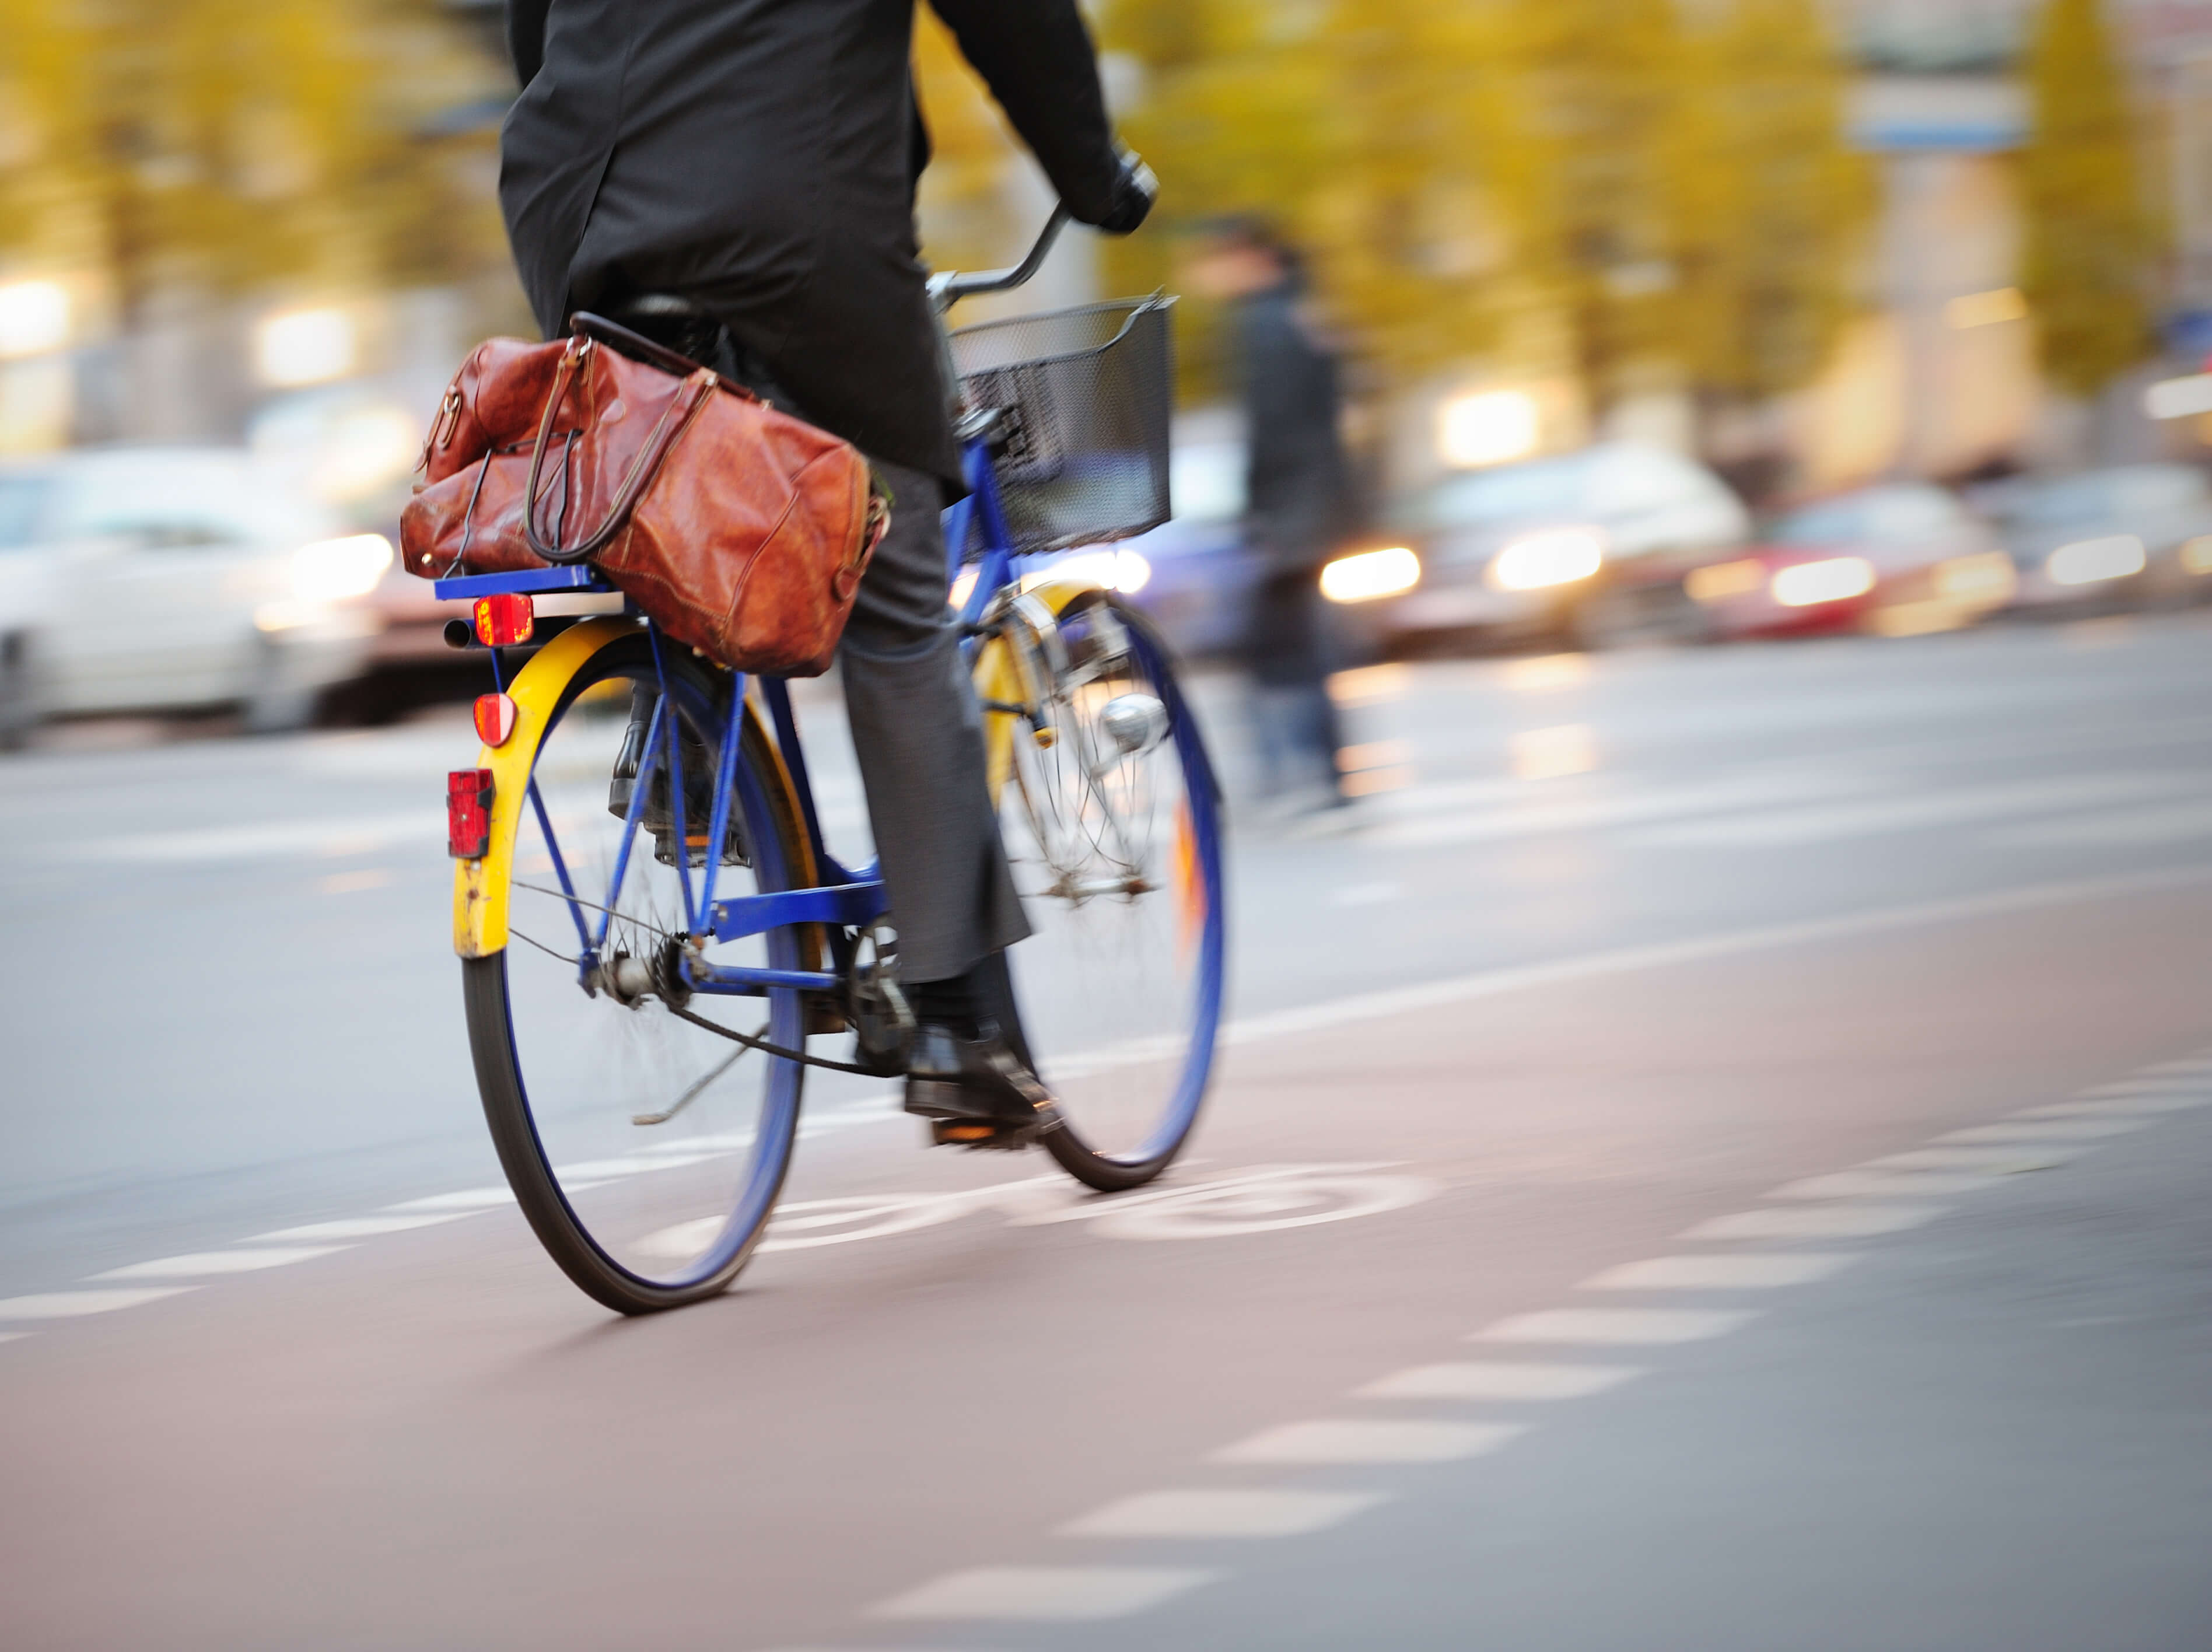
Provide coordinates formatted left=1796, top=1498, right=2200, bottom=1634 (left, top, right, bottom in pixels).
left=838, top=459, right=1029, bottom=986
left=1245, top=570, right=1345, bottom=799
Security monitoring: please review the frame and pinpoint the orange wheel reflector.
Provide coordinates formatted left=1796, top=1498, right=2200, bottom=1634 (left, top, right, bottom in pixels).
left=473, top=592, right=534, bottom=646
left=473, top=692, right=519, bottom=747
left=1174, top=800, right=1203, bottom=962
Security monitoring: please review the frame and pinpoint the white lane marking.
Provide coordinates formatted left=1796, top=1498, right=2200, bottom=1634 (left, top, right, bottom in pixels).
left=1354, top=1362, right=1642, bottom=1401
left=56, top=809, right=444, bottom=864
left=2084, top=1076, right=2210, bottom=1096
left=2143, top=1056, right=2212, bottom=1074
left=1087, top=1173, right=1437, bottom=1240
left=1866, top=1146, right=2087, bottom=1172
left=1989, top=797, right=2212, bottom=848
left=1638, top=774, right=2199, bottom=848
left=1059, top=1490, right=1390, bottom=1539
left=627, top=1129, right=769, bottom=1153
left=635, top=1167, right=1435, bottom=1258
left=1933, top=1119, right=2148, bottom=1144
left=1474, top=1308, right=1758, bottom=1345
left=1371, top=770, right=1878, bottom=849
left=1009, top=1164, right=1399, bottom=1227
left=92, top=1247, right=351, bottom=1279
left=1217, top=864, right=2212, bottom=1055
left=384, top=1187, right=517, bottom=1212
left=1578, top=1253, right=1860, bottom=1290
left=246, top=1213, right=477, bottom=1241
left=1681, top=1204, right=1948, bottom=1240
left=1765, top=1171, right=2008, bottom=1200
left=0, top=1331, right=32, bottom=1343
left=1210, top=1420, right=1526, bottom=1465
left=871, top=1566, right=1217, bottom=1622
left=0, top=1288, right=199, bottom=1318
left=549, top=1157, right=705, bottom=1180
left=2018, top=1096, right=2210, bottom=1117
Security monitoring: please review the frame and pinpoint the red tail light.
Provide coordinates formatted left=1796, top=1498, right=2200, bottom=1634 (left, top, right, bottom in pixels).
left=447, top=768, right=494, bottom=858
left=473, top=593, right=534, bottom=646
left=473, top=692, right=519, bottom=747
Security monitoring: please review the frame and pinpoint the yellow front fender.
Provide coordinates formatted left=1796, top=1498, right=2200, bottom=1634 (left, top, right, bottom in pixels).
left=972, top=573, right=1107, bottom=806
left=453, top=617, right=637, bottom=959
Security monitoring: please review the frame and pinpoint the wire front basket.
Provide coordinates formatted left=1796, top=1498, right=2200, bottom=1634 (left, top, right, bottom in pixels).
left=950, top=295, right=1175, bottom=556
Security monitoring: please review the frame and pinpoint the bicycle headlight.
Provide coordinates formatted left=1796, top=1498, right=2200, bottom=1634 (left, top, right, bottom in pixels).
left=291, top=533, right=394, bottom=603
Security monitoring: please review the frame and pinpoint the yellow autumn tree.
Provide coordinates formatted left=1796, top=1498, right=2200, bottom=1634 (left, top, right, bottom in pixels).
left=2020, top=0, right=2162, bottom=397
left=1671, top=0, right=1872, bottom=407
left=0, top=0, right=506, bottom=327
left=1489, top=0, right=1693, bottom=416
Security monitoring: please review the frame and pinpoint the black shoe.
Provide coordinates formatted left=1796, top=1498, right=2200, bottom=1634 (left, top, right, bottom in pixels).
left=902, top=1023, right=1060, bottom=1135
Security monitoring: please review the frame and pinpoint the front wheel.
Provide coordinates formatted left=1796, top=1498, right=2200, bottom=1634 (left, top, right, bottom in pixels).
left=984, top=591, right=1227, bottom=1192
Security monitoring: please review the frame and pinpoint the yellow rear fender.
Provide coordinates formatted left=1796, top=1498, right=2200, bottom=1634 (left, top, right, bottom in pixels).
left=453, top=617, right=638, bottom=959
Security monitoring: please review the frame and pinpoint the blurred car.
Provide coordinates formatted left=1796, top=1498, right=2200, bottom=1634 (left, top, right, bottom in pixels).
left=1980, top=464, right=2212, bottom=614
left=1332, top=442, right=1751, bottom=650
left=0, top=446, right=385, bottom=746
left=1682, top=482, right=2015, bottom=640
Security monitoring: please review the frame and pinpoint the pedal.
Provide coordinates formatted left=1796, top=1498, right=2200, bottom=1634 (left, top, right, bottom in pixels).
left=928, top=1118, right=1035, bottom=1150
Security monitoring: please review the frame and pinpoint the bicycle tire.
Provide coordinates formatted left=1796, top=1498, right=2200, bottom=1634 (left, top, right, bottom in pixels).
left=463, top=632, right=814, bottom=1314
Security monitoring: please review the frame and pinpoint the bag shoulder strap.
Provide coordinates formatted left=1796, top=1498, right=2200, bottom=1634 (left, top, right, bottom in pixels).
left=521, top=336, right=720, bottom=565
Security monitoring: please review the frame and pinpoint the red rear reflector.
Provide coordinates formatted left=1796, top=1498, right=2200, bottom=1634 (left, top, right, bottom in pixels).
left=473, top=692, right=519, bottom=747
left=473, top=593, right=534, bottom=646
left=447, top=768, right=494, bottom=858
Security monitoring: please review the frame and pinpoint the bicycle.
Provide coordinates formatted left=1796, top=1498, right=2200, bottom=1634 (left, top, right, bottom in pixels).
left=435, top=211, right=1227, bottom=1314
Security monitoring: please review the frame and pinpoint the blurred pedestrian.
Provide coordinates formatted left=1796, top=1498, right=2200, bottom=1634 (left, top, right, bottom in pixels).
left=1186, top=219, right=1358, bottom=811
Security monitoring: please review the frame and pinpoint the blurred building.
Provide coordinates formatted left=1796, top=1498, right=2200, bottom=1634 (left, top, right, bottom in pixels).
left=1802, top=0, right=2212, bottom=488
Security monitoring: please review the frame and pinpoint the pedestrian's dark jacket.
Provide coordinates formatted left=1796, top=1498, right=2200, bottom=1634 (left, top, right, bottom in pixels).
left=1237, top=276, right=1356, bottom=576
left=500, top=0, right=1125, bottom=494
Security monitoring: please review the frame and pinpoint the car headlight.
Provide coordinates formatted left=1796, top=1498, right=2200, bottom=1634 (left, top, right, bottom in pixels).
left=1685, top=558, right=1767, bottom=603
left=1770, top=556, right=1875, bottom=607
left=1933, top=551, right=2017, bottom=603
left=2180, top=535, right=2212, bottom=575
left=1320, top=546, right=1421, bottom=603
left=291, top=533, right=394, bottom=603
left=2045, top=534, right=2146, bottom=586
left=1487, top=528, right=1604, bottom=592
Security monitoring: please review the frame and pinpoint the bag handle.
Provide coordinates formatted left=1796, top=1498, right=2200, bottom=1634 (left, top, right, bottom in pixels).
left=521, top=336, right=718, bottom=565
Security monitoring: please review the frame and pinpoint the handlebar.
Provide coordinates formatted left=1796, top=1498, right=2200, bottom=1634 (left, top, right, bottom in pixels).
left=928, top=208, right=1073, bottom=314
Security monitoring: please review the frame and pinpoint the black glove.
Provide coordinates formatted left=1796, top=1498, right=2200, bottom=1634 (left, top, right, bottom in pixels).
left=1093, top=152, right=1157, bottom=237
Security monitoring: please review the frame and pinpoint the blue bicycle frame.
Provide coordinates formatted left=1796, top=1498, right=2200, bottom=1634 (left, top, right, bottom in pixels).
left=435, top=430, right=1024, bottom=1003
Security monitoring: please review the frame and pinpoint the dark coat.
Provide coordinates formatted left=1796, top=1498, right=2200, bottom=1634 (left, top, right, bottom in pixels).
left=1236, top=279, right=1356, bottom=574
left=499, top=0, right=1124, bottom=492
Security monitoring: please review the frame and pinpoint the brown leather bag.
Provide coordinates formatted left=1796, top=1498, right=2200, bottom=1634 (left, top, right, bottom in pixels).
left=401, top=321, right=887, bottom=677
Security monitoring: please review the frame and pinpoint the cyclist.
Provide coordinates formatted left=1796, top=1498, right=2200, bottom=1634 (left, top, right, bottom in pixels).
left=497, top=1, right=1155, bottom=1129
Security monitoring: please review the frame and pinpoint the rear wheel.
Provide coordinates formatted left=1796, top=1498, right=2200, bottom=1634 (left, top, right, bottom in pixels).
left=989, top=592, right=1227, bottom=1191
left=464, top=634, right=812, bottom=1313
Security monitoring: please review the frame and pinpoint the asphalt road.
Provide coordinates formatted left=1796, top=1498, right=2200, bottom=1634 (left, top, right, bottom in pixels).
left=2, top=612, right=2210, bottom=1650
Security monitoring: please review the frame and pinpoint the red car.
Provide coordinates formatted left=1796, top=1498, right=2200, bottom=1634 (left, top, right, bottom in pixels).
left=1679, top=482, right=2015, bottom=640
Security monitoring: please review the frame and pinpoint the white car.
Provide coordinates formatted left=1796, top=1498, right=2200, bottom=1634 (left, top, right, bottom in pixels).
left=1346, top=442, right=1752, bottom=650
left=0, top=447, right=388, bottom=746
